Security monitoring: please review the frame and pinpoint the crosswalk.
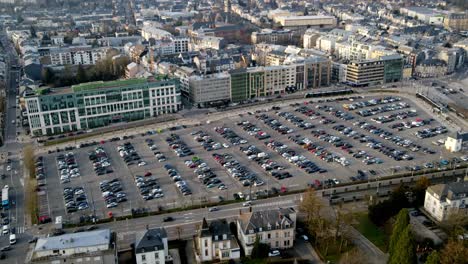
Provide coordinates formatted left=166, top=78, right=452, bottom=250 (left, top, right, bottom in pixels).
left=0, top=226, right=25, bottom=236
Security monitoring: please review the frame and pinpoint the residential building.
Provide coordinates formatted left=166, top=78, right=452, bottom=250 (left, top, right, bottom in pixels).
left=445, top=131, right=468, bottom=152
left=345, top=59, right=385, bottom=87
left=48, top=46, right=107, bottom=66
left=141, top=23, right=172, bottom=41
left=28, top=229, right=116, bottom=264
left=424, top=181, right=468, bottom=222
left=274, top=15, right=337, bottom=29
left=237, top=208, right=296, bottom=256
left=173, top=37, right=189, bottom=53
left=400, top=7, right=444, bottom=25
left=251, top=29, right=293, bottom=45
left=135, top=228, right=169, bottom=264
left=444, top=12, right=468, bottom=32
left=173, top=66, right=196, bottom=98
left=437, top=48, right=465, bottom=74
left=25, top=78, right=181, bottom=136
left=303, top=30, right=321, bottom=49
left=194, top=218, right=240, bottom=263
left=188, top=73, right=231, bottom=107
left=414, top=59, right=447, bottom=78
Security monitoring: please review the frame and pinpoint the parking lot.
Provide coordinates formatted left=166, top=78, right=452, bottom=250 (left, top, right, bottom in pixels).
left=37, top=95, right=467, bottom=223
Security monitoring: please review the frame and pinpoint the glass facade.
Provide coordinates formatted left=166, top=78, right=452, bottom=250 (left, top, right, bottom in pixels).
left=383, top=58, right=404, bottom=83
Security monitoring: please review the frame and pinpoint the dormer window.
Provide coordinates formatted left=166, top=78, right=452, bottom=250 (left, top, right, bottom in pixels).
left=249, top=229, right=254, bottom=234
left=214, top=235, right=218, bottom=241
left=258, top=227, right=262, bottom=232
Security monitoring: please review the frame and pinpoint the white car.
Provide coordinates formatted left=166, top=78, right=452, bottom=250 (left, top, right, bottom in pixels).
left=461, top=156, right=468, bottom=161
left=2, top=225, right=9, bottom=235
left=242, top=201, right=252, bottom=207
left=138, top=161, right=147, bottom=167
left=6, top=166, right=11, bottom=171
left=268, top=250, right=280, bottom=257
left=222, top=143, right=230, bottom=148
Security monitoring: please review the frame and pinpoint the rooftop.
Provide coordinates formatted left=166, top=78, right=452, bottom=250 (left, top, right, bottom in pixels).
left=34, top=229, right=111, bottom=252
left=427, top=181, right=468, bottom=201
left=72, top=78, right=148, bottom=92
left=135, top=228, right=167, bottom=254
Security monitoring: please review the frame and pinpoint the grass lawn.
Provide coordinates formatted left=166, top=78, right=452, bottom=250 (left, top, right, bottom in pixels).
left=352, top=212, right=388, bottom=252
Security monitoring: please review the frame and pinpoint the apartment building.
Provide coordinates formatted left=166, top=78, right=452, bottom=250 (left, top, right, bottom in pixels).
left=251, top=29, right=293, bottom=45
left=188, top=73, right=231, bottom=107
left=237, top=208, right=296, bottom=256
left=274, top=15, right=337, bottom=29
left=194, top=218, right=240, bottom=262
left=48, top=46, right=107, bottom=66
left=25, top=78, right=181, bottom=136
left=424, top=181, right=468, bottom=222
left=444, top=12, right=468, bottom=32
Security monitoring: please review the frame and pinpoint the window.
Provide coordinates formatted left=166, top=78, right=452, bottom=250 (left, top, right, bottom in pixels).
left=154, top=252, right=159, bottom=259
left=267, top=233, right=271, bottom=239
left=141, top=254, right=146, bottom=261
left=205, top=249, right=209, bottom=256
left=204, top=239, right=208, bottom=247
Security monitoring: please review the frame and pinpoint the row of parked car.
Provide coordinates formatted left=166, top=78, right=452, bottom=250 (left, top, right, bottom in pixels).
left=118, top=142, right=146, bottom=167
left=145, top=138, right=166, bottom=162
left=265, top=140, right=326, bottom=174
left=135, top=174, right=163, bottom=201
left=342, top=96, right=402, bottom=111
left=212, top=153, right=262, bottom=187
left=187, top=158, right=226, bottom=189
left=89, top=147, right=113, bottom=175
left=100, top=179, right=127, bottom=208
left=389, top=119, right=433, bottom=130
left=63, top=186, right=89, bottom=213
left=214, top=126, right=248, bottom=145
left=276, top=111, right=315, bottom=129
left=57, top=152, right=80, bottom=184
left=239, top=145, right=288, bottom=182
left=289, top=135, right=352, bottom=167
left=192, top=130, right=229, bottom=151
left=370, top=109, right=418, bottom=124
left=257, top=114, right=294, bottom=134
left=415, top=126, right=448, bottom=139
left=355, top=102, right=410, bottom=117
left=237, top=121, right=271, bottom=140
left=166, top=134, right=194, bottom=157
left=35, top=156, right=46, bottom=186
left=164, top=164, right=192, bottom=196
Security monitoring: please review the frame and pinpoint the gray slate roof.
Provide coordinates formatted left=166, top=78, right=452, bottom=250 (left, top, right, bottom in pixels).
left=427, top=181, right=468, bottom=201
left=238, top=208, right=295, bottom=233
left=135, top=228, right=167, bottom=254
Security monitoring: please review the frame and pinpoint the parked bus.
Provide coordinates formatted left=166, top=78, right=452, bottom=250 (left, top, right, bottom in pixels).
left=2, top=186, right=9, bottom=210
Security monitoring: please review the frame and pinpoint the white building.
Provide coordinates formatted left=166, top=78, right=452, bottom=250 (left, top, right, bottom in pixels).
left=237, top=208, right=296, bottom=256
left=445, top=131, right=468, bottom=152
left=135, top=228, right=168, bottom=264
left=29, top=229, right=115, bottom=264
left=188, top=73, right=231, bottom=106
left=424, top=181, right=468, bottom=222
left=48, top=46, right=107, bottom=66
left=274, top=15, right=337, bottom=28
left=195, top=218, right=240, bottom=263
left=141, top=22, right=173, bottom=41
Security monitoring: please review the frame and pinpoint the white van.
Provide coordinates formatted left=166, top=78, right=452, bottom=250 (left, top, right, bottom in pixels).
left=9, top=234, right=16, bottom=244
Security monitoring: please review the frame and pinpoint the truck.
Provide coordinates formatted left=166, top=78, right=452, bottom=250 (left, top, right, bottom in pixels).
left=1, top=186, right=9, bottom=210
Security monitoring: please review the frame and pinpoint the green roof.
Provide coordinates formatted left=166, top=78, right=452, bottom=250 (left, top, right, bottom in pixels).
left=72, top=78, right=147, bottom=92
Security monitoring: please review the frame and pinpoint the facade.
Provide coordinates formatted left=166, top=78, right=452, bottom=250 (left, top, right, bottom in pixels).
left=444, top=12, right=468, bottom=32
left=345, top=59, right=385, bottom=87
left=275, top=15, right=337, bottom=29
left=414, top=59, right=447, bottom=78
left=135, top=228, right=168, bottom=264
left=230, top=69, right=250, bottom=102
left=445, top=131, right=468, bottom=152
left=173, top=37, right=189, bottom=53
left=188, top=73, right=231, bottom=107
left=381, top=55, right=404, bottom=83
left=251, top=29, right=293, bottom=45
left=424, top=181, right=468, bottom=222
left=25, top=78, right=181, bottom=136
left=194, top=218, right=240, bottom=263
left=237, top=208, right=296, bottom=256
left=303, top=30, right=320, bottom=49
left=29, top=229, right=115, bottom=264
left=48, top=46, right=107, bottom=66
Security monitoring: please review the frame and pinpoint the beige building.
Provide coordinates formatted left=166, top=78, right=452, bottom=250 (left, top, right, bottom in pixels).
left=275, top=15, right=337, bottom=29
left=237, top=208, right=296, bottom=256
left=188, top=73, right=231, bottom=107
left=194, top=218, right=240, bottom=263
left=444, top=12, right=468, bottom=32
left=346, top=59, right=384, bottom=86
left=424, top=181, right=468, bottom=222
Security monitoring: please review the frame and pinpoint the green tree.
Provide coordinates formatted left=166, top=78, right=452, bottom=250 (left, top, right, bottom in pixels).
left=250, top=236, right=270, bottom=259
left=439, top=239, right=468, bottom=264
left=389, top=208, right=410, bottom=256
left=425, top=251, right=440, bottom=264
left=76, top=65, right=88, bottom=84
left=389, top=226, right=416, bottom=264
left=41, top=67, right=55, bottom=84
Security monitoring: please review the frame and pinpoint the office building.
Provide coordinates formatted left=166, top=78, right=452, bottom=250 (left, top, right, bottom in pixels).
left=188, top=73, right=231, bottom=107
left=346, top=59, right=385, bottom=87
left=251, top=29, right=293, bottom=45
left=274, top=15, right=336, bottom=29
left=25, top=78, right=181, bottom=136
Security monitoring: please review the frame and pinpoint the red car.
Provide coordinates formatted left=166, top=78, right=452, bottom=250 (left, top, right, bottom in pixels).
left=144, top=172, right=152, bottom=177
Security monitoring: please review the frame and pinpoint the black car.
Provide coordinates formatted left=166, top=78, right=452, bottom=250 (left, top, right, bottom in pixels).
left=163, top=216, right=174, bottom=222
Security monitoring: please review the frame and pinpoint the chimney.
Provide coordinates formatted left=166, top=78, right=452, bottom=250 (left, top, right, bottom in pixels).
left=249, top=206, right=252, bottom=212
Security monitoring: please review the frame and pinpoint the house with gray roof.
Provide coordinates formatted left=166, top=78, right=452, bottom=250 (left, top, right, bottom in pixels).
left=194, top=218, right=240, bottom=263
left=236, top=207, right=297, bottom=256
left=135, top=228, right=168, bottom=264
left=445, top=131, right=468, bottom=152
left=29, top=229, right=116, bottom=264
left=424, top=181, right=468, bottom=222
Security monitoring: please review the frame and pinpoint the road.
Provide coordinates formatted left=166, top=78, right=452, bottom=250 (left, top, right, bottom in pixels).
left=0, top=32, right=30, bottom=263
